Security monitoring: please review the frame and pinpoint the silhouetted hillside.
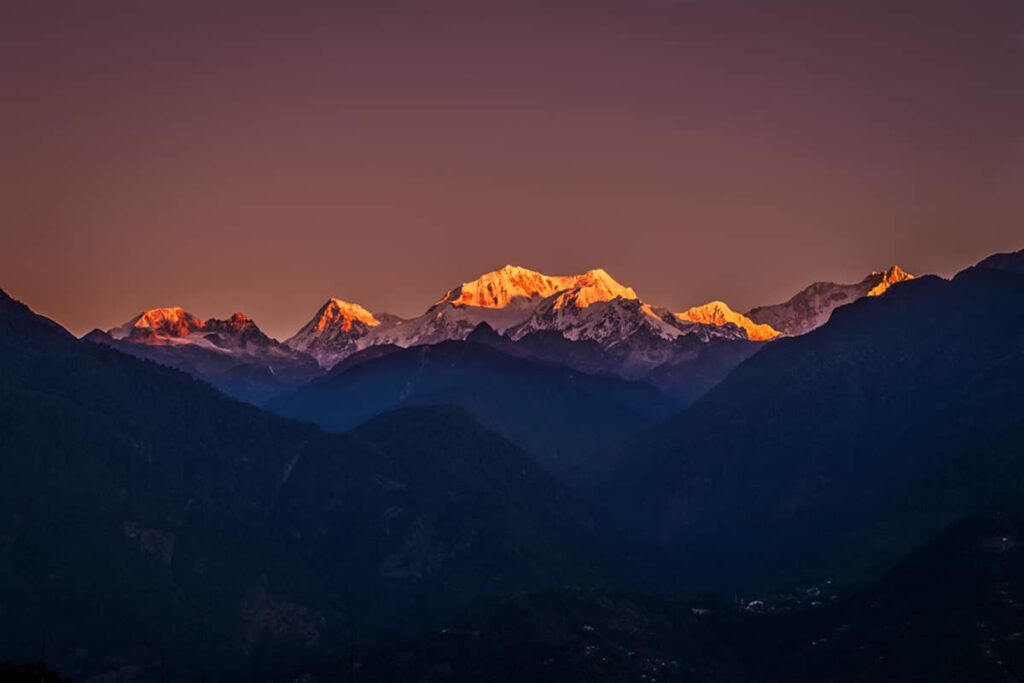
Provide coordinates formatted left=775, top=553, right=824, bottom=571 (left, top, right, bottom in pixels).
left=590, top=256, right=1024, bottom=589
left=0, top=290, right=623, bottom=680
left=269, top=339, right=680, bottom=474
left=307, top=516, right=1024, bottom=683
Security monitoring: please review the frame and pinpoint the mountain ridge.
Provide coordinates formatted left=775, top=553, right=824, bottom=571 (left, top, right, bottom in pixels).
left=585, top=255, right=1024, bottom=591
left=70, top=261, right=926, bottom=408
left=0, top=290, right=629, bottom=679
left=278, top=265, right=776, bottom=375
left=676, top=300, right=781, bottom=341
left=88, top=307, right=321, bottom=404
left=746, top=265, right=914, bottom=336
left=285, top=263, right=917, bottom=371
left=269, top=338, right=681, bottom=474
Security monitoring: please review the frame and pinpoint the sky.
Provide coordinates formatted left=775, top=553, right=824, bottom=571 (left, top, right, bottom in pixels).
left=2, top=0, right=1022, bottom=339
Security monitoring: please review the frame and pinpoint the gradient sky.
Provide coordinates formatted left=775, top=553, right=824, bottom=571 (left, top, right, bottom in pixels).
left=2, top=0, right=1022, bottom=339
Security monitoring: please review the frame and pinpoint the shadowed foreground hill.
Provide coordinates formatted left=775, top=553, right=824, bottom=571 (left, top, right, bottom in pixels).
left=782, top=516, right=1024, bottom=682
left=587, top=251, right=1024, bottom=589
left=0, top=661, right=70, bottom=683
left=0, top=289, right=623, bottom=680
left=307, top=516, right=1024, bottom=683
left=269, top=338, right=680, bottom=474
left=310, top=588, right=750, bottom=683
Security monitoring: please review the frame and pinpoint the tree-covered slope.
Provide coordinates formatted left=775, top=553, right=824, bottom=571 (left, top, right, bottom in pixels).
left=0, top=289, right=623, bottom=680
left=269, top=339, right=680, bottom=474
left=589, top=256, right=1024, bottom=589
left=305, top=515, right=1024, bottom=683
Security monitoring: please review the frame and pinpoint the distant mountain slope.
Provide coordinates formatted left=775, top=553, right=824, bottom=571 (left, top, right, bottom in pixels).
left=590, top=254, right=1024, bottom=589
left=638, top=336, right=764, bottom=406
left=0, top=289, right=623, bottom=680
left=269, top=339, right=681, bottom=474
left=746, top=265, right=913, bottom=336
left=86, top=307, right=321, bottom=404
left=463, top=322, right=763, bottom=405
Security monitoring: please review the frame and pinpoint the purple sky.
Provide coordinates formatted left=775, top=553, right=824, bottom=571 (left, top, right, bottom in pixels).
left=2, top=0, right=1022, bottom=339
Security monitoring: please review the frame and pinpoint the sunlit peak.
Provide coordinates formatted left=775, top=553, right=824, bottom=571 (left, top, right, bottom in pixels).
left=440, top=265, right=637, bottom=310
left=676, top=300, right=781, bottom=341
left=314, top=298, right=380, bottom=332
left=866, top=265, right=914, bottom=297
left=130, top=307, right=204, bottom=337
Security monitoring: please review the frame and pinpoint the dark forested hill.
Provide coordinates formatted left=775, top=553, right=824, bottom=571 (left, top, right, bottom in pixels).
left=784, top=516, right=1024, bottom=682
left=309, top=588, right=750, bottom=683
left=269, top=338, right=680, bottom=474
left=306, top=515, right=1024, bottom=683
left=0, top=289, right=623, bottom=680
left=588, top=253, right=1024, bottom=589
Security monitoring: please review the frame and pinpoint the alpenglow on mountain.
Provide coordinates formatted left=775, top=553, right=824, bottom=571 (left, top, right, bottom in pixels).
left=285, top=298, right=386, bottom=369
left=746, top=265, right=914, bottom=336
left=85, top=263, right=914, bottom=403
left=675, top=300, right=780, bottom=341
left=285, top=265, right=779, bottom=371
left=86, top=307, right=320, bottom=403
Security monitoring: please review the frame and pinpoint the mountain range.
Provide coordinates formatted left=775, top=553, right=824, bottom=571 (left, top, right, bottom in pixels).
left=583, top=250, right=1024, bottom=590
left=78, top=264, right=917, bottom=478
left=84, top=309, right=321, bottom=404
left=745, top=265, right=913, bottom=336
left=84, top=263, right=912, bottom=406
left=8, top=248, right=1024, bottom=682
left=284, top=264, right=911, bottom=374
left=0, top=290, right=629, bottom=679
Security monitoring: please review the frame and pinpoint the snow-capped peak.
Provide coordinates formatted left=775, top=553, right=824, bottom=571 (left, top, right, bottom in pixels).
left=284, top=264, right=789, bottom=370
left=110, top=307, right=205, bottom=339
left=285, top=298, right=383, bottom=368
left=865, top=265, right=914, bottom=297
left=311, top=298, right=381, bottom=332
left=435, top=265, right=578, bottom=310
left=746, top=265, right=916, bottom=336
left=221, top=312, right=251, bottom=330
left=105, top=306, right=296, bottom=359
left=676, top=301, right=781, bottom=341
left=551, top=269, right=638, bottom=309
left=434, top=264, right=640, bottom=313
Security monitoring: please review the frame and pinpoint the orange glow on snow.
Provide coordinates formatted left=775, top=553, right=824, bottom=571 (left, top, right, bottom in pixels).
left=865, top=266, right=914, bottom=297
left=437, top=265, right=638, bottom=310
left=312, top=298, right=381, bottom=332
left=676, top=301, right=781, bottom=341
